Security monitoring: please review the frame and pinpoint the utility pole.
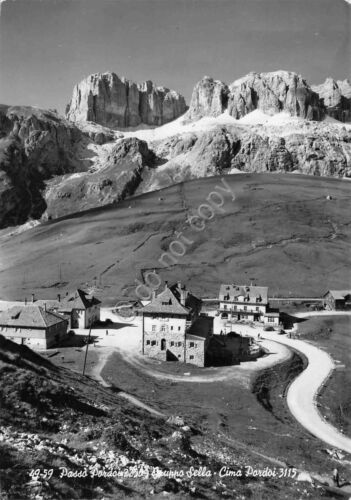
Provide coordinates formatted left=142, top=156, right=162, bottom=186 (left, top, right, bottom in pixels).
left=82, top=321, right=92, bottom=376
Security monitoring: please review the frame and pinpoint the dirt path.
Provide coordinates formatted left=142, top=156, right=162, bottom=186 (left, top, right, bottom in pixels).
left=113, top=339, right=292, bottom=384
left=267, top=332, right=351, bottom=454
left=90, top=346, right=165, bottom=418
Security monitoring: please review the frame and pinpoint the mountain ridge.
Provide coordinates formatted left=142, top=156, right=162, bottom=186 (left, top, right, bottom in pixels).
left=0, top=69, right=351, bottom=229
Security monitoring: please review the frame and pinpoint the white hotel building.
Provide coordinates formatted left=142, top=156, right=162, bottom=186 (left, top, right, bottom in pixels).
left=218, top=284, right=280, bottom=327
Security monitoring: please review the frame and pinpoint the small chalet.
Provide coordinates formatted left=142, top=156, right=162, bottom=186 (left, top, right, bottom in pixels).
left=53, top=289, right=101, bottom=329
left=27, top=289, right=100, bottom=330
left=218, top=284, right=280, bottom=326
left=0, top=305, right=68, bottom=350
left=141, top=281, right=209, bottom=367
left=323, top=290, right=351, bottom=311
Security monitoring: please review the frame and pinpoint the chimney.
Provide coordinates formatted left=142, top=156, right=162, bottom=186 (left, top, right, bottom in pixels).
left=151, top=290, right=156, bottom=300
left=31, top=293, right=35, bottom=303
left=44, top=303, right=47, bottom=311
left=24, top=297, right=27, bottom=305
left=57, top=293, right=61, bottom=302
left=164, top=280, right=168, bottom=290
left=177, top=280, right=182, bottom=290
left=180, top=287, right=188, bottom=306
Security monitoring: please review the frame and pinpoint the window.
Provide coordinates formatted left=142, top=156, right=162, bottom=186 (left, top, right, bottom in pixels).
left=244, top=306, right=247, bottom=311
left=146, top=340, right=151, bottom=345
left=178, top=354, right=181, bottom=358
left=256, top=307, right=259, bottom=311
left=189, top=342, right=194, bottom=348
left=268, top=317, right=275, bottom=323
left=223, top=305, right=227, bottom=310
left=177, top=342, right=182, bottom=347
left=178, top=326, right=181, bottom=331
left=161, top=325, right=166, bottom=332
left=170, top=326, right=173, bottom=331
left=170, top=341, right=174, bottom=347
left=189, top=355, right=194, bottom=360
left=152, top=325, right=156, bottom=332
left=151, top=340, right=157, bottom=346
left=234, top=305, right=237, bottom=311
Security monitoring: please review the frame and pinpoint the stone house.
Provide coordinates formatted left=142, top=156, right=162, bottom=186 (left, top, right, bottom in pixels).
left=49, top=289, right=101, bottom=329
left=0, top=305, right=68, bottom=350
left=141, top=282, right=209, bottom=367
left=218, top=284, right=280, bottom=327
left=323, top=290, right=351, bottom=311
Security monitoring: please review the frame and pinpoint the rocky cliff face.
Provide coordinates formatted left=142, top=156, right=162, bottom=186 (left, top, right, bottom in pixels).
left=66, top=73, right=187, bottom=128
left=312, top=78, right=351, bottom=122
left=44, top=137, right=154, bottom=219
left=0, top=105, right=154, bottom=228
left=142, top=121, right=351, bottom=192
left=187, top=71, right=325, bottom=121
left=0, top=105, right=85, bottom=228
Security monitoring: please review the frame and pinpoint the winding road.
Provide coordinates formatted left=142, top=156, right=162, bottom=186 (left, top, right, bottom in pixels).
left=268, top=331, right=351, bottom=454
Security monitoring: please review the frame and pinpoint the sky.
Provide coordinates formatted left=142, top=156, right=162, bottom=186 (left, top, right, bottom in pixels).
left=0, top=0, right=350, bottom=114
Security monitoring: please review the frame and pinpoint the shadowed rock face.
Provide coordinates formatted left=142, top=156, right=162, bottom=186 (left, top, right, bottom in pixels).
left=0, top=105, right=155, bottom=228
left=44, top=137, right=155, bottom=220
left=187, top=71, right=325, bottom=121
left=312, top=78, right=351, bottom=123
left=0, top=105, right=84, bottom=228
left=66, top=73, right=188, bottom=128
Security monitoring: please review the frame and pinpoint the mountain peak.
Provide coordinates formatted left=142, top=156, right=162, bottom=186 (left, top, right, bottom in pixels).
left=66, top=72, right=187, bottom=129
left=187, top=70, right=324, bottom=121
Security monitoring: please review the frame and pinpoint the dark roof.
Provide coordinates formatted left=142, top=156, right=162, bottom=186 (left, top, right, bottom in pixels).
left=170, top=283, right=202, bottom=313
left=219, top=284, right=268, bottom=304
left=0, top=305, right=67, bottom=328
left=186, top=334, right=206, bottom=342
left=56, top=289, right=101, bottom=312
left=142, top=287, right=189, bottom=315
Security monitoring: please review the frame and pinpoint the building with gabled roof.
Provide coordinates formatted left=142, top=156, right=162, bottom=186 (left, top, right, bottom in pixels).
left=141, top=281, right=209, bottom=367
left=48, top=289, right=101, bottom=329
left=218, top=283, right=280, bottom=327
left=323, top=290, right=351, bottom=311
left=0, top=305, right=68, bottom=349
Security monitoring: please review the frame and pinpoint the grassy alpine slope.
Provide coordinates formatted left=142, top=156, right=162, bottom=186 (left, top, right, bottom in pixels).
left=0, top=173, right=350, bottom=304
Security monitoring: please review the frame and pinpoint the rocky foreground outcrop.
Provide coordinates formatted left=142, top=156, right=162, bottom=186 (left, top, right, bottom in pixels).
left=66, top=73, right=187, bottom=128
left=187, top=72, right=325, bottom=121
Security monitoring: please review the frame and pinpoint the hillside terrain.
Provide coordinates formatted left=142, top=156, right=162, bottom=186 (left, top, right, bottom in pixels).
left=0, top=173, right=350, bottom=305
left=1, top=330, right=350, bottom=499
left=1, top=335, right=298, bottom=499
left=0, top=70, right=351, bottom=229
